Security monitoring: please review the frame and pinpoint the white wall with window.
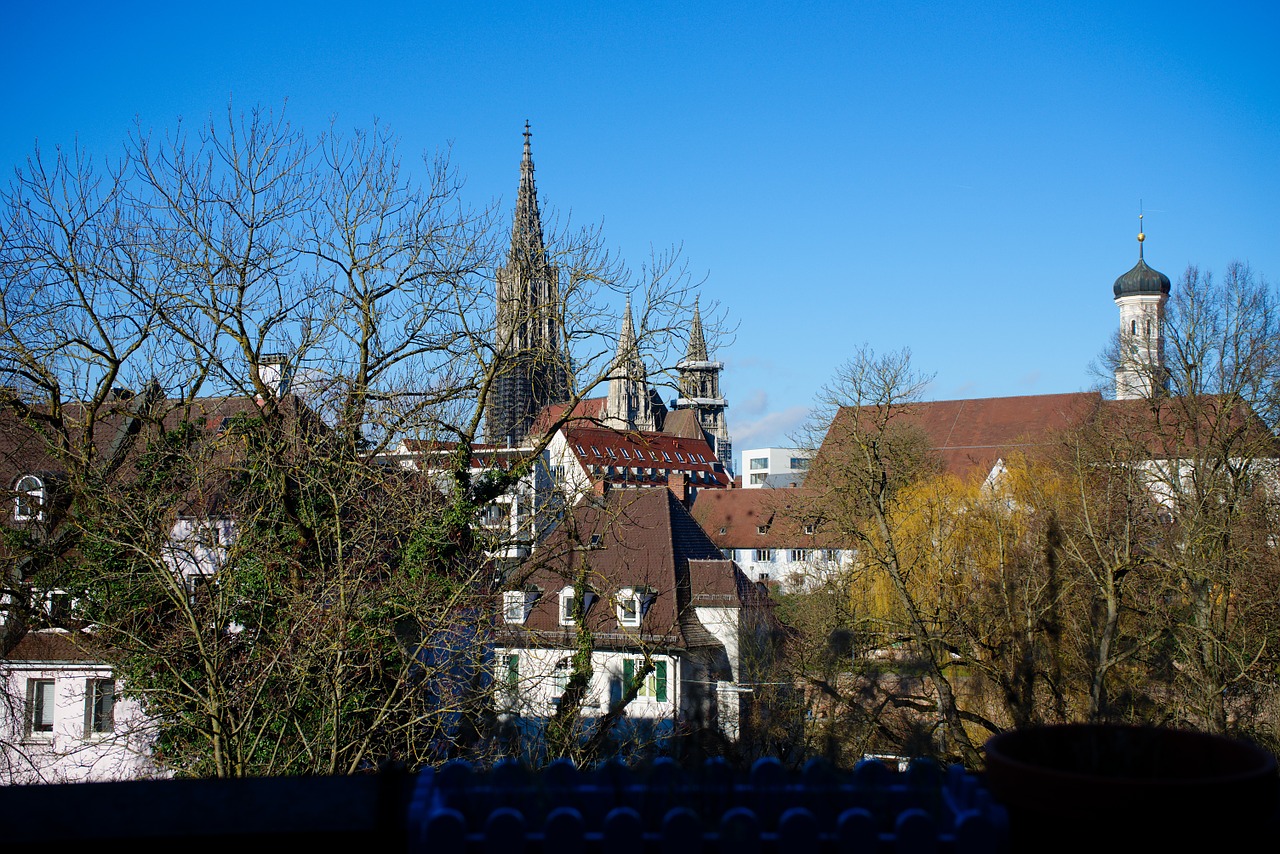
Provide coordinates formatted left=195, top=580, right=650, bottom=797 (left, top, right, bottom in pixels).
left=493, top=647, right=678, bottom=721
left=2, top=651, right=157, bottom=783
left=722, top=546, right=849, bottom=592
left=739, top=448, right=814, bottom=489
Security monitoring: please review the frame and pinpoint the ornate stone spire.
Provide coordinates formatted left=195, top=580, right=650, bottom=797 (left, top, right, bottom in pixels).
left=604, top=298, right=657, bottom=432
left=510, top=120, right=546, bottom=266
left=616, top=297, right=645, bottom=379
left=686, top=297, right=708, bottom=362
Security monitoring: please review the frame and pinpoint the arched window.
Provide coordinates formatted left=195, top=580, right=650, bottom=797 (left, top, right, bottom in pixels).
left=13, top=475, right=44, bottom=521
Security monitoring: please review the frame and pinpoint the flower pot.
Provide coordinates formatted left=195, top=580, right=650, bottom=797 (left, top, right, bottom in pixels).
left=984, top=724, right=1279, bottom=851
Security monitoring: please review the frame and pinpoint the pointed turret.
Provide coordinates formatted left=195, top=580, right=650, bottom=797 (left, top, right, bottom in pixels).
left=605, top=298, right=658, bottom=432
left=673, top=297, right=732, bottom=475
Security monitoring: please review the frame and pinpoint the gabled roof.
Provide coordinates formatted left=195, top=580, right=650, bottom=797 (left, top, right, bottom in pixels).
left=564, top=425, right=731, bottom=490
left=500, top=488, right=755, bottom=650
left=4, top=629, right=104, bottom=663
left=689, top=488, right=842, bottom=548
left=528, top=397, right=609, bottom=437
left=814, top=392, right=1104, bottom=480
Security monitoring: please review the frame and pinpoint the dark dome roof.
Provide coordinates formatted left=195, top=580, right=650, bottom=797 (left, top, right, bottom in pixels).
left=1113, top=257, right=1171, bottom=298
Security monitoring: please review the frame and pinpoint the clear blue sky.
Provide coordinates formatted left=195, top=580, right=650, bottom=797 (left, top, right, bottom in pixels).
left=6, top=2, right=1278, bottom=467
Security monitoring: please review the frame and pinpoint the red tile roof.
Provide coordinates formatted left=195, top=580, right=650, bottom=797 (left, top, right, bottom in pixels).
left=564, top=426, right=731, bottom=490
left=689, top=488, right=842, bottom=548
left=815, top=392, right=1104, bottom=479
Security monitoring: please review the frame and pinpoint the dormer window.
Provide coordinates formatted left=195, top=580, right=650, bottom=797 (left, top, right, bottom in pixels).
left=675, top=452, right=686, bottom=463
left=606, top=448, right=617, bottom=460
left=13, top=475, right=45, bottom=522
left=502, top=589, right=538, bottom=624
left=591, top=446, right=601, bottom=457
left=559, top=586, right=597, bottom=626
left=757, top=525, right=769, bottom=535
left=804, top=524, right=816, bottom=535
left=620, top=448, right=631, bottom=460
left=589, top=534, right=603, bottom=548
left=615, top=587, right=654, bottom=628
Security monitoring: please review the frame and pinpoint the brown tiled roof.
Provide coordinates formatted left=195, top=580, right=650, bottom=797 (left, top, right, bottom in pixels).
left=660, top=409, right=706, bottom=441
left=4, top=630, right=105, bottom=663
left=689, top=488, right=841, bottom=548
left=564, top=426, right=731, bottom=490
left=814, top=392, right=1104, bottom=479
left=528, top=397, right=609, bottom=437
left=1102, top=395, right=1280, bottom=460
left=498, top=488, right=751, bottom=651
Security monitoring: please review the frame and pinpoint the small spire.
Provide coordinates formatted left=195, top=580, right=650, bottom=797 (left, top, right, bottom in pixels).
left=686, top=297, right=708, bottom=362
left=1137, top=204, right=1145, bottom=261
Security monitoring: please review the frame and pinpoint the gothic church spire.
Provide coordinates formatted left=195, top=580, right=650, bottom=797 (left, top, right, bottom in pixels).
left=510, top=121, right=546, bottom=267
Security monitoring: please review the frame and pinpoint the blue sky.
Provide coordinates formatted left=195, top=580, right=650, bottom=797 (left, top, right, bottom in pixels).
left=5, top=2, right=1278, bottom=468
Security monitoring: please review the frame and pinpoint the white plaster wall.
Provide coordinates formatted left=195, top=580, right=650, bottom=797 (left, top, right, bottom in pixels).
left=2, top=662, right=158, bottom=784
left=494, top=647, right=677, bottom=720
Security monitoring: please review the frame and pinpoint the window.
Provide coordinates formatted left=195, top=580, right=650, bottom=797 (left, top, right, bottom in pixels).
left=623, top=658, right=668, bottom=702
left=719, top=527, right=727, bottom=535
left=803, top=524, right=816, bottom=535
left=480, top=503, right=506, bottom=529
left=589, top=534, right=603, bottom=548
left=620, top=448, right=631, bottom=460
left=754, top=548, right=775, bottom=561
left=559, top=586, right=596, bottom=626
left=790, top=457, right=811, bottom=470
left=606, top=448, right=617, bottom=460
left=46, top=590, right=72, bottom=624
left=789, top=549, right=813, bottom=562
left=749, top=457, right=768, bottom=470
left=649, top=451, right=659, bottom=462
left=503, top=654, right=519, bottom=688
left=503, top=591, right=530, bottom=624
left=575, top=444, right=585, bottom=455
left=721, top=548, right=733, bottom=559
left=1131, top=320, right=1137, bottom=335
left=756, top=525, right=769, bottom=535
left=661, top=452, right=672, bottom=462
left=13, top=475, right=45, bottom=521
left=26, top=679, right=54, bottom=736
left=591, top=446, right=601, bottom=457
left=85, top=679, right=115, bottom=735
left=616, top=587, right=643, bottom=627
left=552, top=661, right=570, bottom=699
left=750, top=473, right=766, bottom=485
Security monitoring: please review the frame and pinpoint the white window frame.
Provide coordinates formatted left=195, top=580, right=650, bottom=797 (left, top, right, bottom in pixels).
left=559, top=586, right=596, bottom=626
left=84, top=678, right=115, bottom=735
left=26, top=678, right=55, bottom=738
left=615, top=587, right=642, bottom=628
left=502, top=591, right=529, bottom=624
left=754, top=548, right=775, bottom=562
left=13, top=474, right=45, bottom=522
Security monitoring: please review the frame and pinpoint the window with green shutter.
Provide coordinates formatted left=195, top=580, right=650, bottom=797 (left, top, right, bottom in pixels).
left=655, top=660, right=667, bottom=702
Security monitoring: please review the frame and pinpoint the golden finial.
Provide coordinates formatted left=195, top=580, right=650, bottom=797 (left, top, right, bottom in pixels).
left=1137, top=205, right=1145, bottom=260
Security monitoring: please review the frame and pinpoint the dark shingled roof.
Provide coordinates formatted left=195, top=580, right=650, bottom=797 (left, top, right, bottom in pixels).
left=498, top=488, right=755, bottom=651
left=5, top=630, right=104, bottom=663
left=1114, top=257, right=1172, bottom=298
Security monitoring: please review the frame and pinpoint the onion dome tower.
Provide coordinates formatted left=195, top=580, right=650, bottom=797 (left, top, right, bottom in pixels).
left=1113, top=213, right=1171, bottom=400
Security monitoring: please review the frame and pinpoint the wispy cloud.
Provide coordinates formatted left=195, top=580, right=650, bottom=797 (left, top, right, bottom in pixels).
left=733, top=405, right=810, bottom=450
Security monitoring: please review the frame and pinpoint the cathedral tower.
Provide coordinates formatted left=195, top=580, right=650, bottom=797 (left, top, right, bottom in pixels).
left=485, top=123, right=571, bottom=445
left=604, top=299, right=659, bottom=433
left=1113, top=214, right=1171, bottom=400
left=673, top=299, right=732, bottom=470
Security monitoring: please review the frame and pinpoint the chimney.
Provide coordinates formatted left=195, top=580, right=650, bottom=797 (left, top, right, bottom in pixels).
left=667, top=472, right=690, bottom=506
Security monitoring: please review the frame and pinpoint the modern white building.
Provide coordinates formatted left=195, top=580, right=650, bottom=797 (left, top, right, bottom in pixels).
left=740, top=448, right=813, bottom=489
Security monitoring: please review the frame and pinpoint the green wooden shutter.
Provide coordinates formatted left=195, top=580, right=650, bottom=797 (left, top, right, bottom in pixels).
left=506, top=654, right=519, bottom=686
left=655, top=660, right=667, bottom=701
left=623, top=658, right=635, bottom=693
